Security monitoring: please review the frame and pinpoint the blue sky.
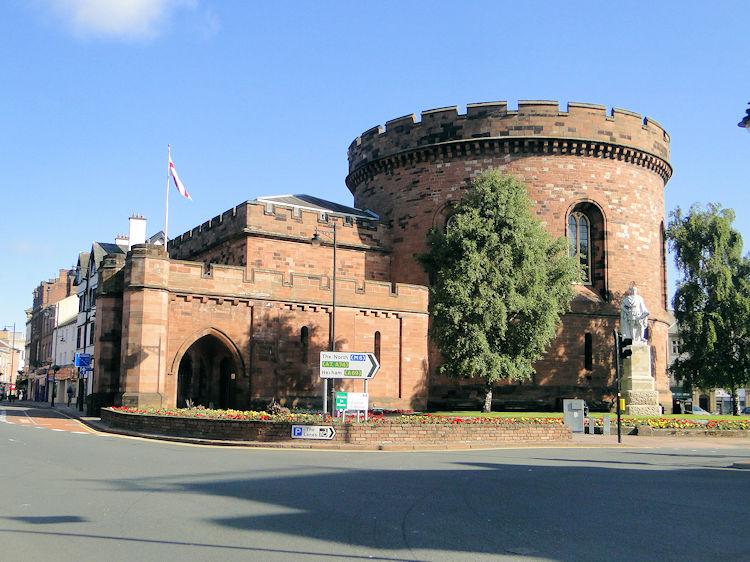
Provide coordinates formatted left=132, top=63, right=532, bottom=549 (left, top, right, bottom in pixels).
left=1, top=0, right=749, bottom=333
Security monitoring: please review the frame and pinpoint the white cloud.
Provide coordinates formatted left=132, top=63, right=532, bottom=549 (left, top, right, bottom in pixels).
left=45, top=0, right=196, bottom=40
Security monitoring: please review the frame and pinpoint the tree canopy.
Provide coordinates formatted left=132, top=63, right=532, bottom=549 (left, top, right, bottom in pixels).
left=666, top=203, right=750, bottom=414
left=418, top=171, right=577, bottom=412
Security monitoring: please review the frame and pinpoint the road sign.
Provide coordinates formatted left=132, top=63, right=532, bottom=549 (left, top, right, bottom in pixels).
left=291, top=425, right=336, bottom=440
left=79, top=367, right=87, bottom=375
left=335, top=392, right=369, bottom=411
left=335, top=393, right=348, bottom=410
left=319, top=352, right=380, bottom=379
left=75, top=353, right=91, bottom=368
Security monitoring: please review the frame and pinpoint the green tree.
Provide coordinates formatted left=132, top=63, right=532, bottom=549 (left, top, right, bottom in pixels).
left=666, top=204, right=750, bottom=415
left=418, top=171, right=577, bottom=412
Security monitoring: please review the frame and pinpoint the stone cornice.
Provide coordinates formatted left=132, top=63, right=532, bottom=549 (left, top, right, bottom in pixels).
left=346, top=135, right=673, bottom=190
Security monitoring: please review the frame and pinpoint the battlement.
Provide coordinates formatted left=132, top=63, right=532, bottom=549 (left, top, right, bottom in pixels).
left=348, top=100, right=670, bottom=176
left=168, top=198, right=385, bottom=261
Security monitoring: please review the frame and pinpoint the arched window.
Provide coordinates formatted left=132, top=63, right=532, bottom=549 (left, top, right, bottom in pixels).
left=568, top=212, right=591, bottom=284
left=374, top=331, right=381, bottom=363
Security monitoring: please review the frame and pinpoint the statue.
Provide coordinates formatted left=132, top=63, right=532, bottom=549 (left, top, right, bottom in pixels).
left=620, top=286, right=649, bottom=344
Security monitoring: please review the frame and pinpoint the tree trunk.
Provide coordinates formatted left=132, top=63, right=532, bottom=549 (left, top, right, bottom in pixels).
left=482, top=385, right=493, bottom=413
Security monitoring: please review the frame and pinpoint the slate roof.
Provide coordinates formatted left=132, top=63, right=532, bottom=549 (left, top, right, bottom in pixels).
left=92, top=242, right=125, bottom=266
left=255, top=194, right=379, bottom=220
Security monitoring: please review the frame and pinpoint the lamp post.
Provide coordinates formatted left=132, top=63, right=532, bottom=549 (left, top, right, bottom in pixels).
left=312, top=222, right=337, bottom=415
left=2, top=324, right=17, bottom=399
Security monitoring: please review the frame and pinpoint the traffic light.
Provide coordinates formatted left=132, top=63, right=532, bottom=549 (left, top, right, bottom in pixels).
left=618, top=333, right=633, bottom=360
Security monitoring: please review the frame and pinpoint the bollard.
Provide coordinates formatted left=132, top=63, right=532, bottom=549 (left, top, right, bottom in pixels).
left=588, top=417, right=596, bottom=435
left=603, top=415, right=611, bottom=435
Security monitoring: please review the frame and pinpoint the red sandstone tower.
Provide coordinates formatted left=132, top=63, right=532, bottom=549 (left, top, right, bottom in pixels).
left=346, top=101, right=673, bottom=411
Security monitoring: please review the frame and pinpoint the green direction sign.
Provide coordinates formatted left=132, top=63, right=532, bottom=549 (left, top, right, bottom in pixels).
left=319, top=352, right=380, bottom=379
left=335, top=392, right=348, bottom=410
left=335, top=392, right=369, bottom=411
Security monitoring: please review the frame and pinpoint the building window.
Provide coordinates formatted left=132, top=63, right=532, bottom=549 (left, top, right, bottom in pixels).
left=374, top=331, right=381, bottom=363
left=89, top=322, right=95, bottom=345
left=568, top=212, right=591, bottom=284
left=77, top=327, right=82, bottom=348
left=671, top=338, right=680, bottom=355
left=584, top=332, right=593, bottom=371
left=300, top=326, right=309, bottom=364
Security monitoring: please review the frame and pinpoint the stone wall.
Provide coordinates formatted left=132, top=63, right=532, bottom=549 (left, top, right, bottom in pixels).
left=95, top=244, right=429, bottom=411
left=101, top=408, right=573, bottom=447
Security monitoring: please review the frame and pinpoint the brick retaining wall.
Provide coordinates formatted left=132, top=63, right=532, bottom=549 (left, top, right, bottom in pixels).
left=636, top=426, right=750, bottom=438
left=101, top=408, right=572, bottom=447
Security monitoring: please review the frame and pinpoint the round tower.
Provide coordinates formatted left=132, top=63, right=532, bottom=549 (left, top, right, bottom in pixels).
left=346, top=100, right=673, bottom=411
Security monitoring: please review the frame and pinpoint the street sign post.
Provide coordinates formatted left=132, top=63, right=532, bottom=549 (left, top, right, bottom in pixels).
left=319, top=352, right=379, bottom=379
left=335, top=392, right=368, bottom=411
left=75, top=353, right=91, bottom=368
left=335, top=392, right=369, bottom=421
left=291, top=425, right=336, bottom=440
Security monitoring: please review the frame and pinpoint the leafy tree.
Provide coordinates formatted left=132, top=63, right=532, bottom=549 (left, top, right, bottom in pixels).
left=418, top=171, right=577, bottom=412
left=666, top=204, right=750, bottom=415
left=738, top=102, right=750, bottom=130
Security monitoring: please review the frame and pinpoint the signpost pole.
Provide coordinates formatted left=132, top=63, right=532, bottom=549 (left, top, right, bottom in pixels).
left=323, top=379, right=328, bottom=416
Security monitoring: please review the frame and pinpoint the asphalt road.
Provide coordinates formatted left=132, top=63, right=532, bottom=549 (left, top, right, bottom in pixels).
left=1, top=405, right=749, bottom=561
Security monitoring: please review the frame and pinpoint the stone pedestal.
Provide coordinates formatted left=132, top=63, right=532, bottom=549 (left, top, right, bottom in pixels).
left=621, top=344, right=661, bottom=416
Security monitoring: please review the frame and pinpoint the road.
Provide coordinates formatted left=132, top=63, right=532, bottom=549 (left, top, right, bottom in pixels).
left=1, top=404, right=749, bottom=561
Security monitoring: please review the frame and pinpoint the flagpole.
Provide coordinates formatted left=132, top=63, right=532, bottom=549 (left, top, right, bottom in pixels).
left=165, top=144, right=171, bottom=251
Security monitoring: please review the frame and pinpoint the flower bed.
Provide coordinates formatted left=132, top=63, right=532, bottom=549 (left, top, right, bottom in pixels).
left=101, top=408, right=750, bottom=444
left=588, top=416, right=750, bottom=431
left=111, top=407, right=566, bottom=425
left=101, top=407, right=572, bottom=448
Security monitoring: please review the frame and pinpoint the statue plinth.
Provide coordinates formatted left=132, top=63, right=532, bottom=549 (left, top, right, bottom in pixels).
left=621, top=344, right=661, bottom=416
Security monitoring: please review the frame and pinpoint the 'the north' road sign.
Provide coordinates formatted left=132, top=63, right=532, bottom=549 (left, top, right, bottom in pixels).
left=319, top=352, right=380, bottom=379
left=291, top=425, right=336, bottom=440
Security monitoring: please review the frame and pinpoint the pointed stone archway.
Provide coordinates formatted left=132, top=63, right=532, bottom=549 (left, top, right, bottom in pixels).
left=173, top=329, right=244, bottom=410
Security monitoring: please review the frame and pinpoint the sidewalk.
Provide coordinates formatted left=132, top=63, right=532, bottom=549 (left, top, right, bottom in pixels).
left=8, top=399, right=750, bottom=452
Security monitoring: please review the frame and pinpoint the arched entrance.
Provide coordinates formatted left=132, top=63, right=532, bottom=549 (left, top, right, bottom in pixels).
left=176, top=334, right=241, bottom=409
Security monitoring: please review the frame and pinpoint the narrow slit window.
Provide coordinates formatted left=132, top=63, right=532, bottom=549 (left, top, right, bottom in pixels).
left=374, top=331, right=381, bottom=363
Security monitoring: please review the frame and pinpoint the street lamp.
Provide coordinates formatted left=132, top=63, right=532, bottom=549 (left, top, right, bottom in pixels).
left=2, top=324, right=17, bottom=399
left=311, top=224, right=337, bottom=351
left=311, top=222, right=337, bottom=414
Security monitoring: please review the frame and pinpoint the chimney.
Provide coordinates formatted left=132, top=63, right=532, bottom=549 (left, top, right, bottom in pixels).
left=115, top=234, right=129, bottom=251
left=128, top=214, right=147, bottom=250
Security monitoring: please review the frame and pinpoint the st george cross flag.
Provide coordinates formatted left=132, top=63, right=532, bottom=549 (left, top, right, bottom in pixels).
left=169, top=156, right=192, bottom=200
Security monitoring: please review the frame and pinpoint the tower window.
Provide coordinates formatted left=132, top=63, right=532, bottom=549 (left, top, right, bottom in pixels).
left=300, top=326, right=309, bottom=364
left=568, top=212, right=591, bottom=284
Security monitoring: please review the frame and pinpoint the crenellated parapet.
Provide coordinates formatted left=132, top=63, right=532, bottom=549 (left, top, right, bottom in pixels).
left=167, top=198, right=387, bottom=262
left=347, top=101, right=672, bottom=188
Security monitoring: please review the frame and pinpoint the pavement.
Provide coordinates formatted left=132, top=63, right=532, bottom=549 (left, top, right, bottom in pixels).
left=5, top=399, right=750, bottom=463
